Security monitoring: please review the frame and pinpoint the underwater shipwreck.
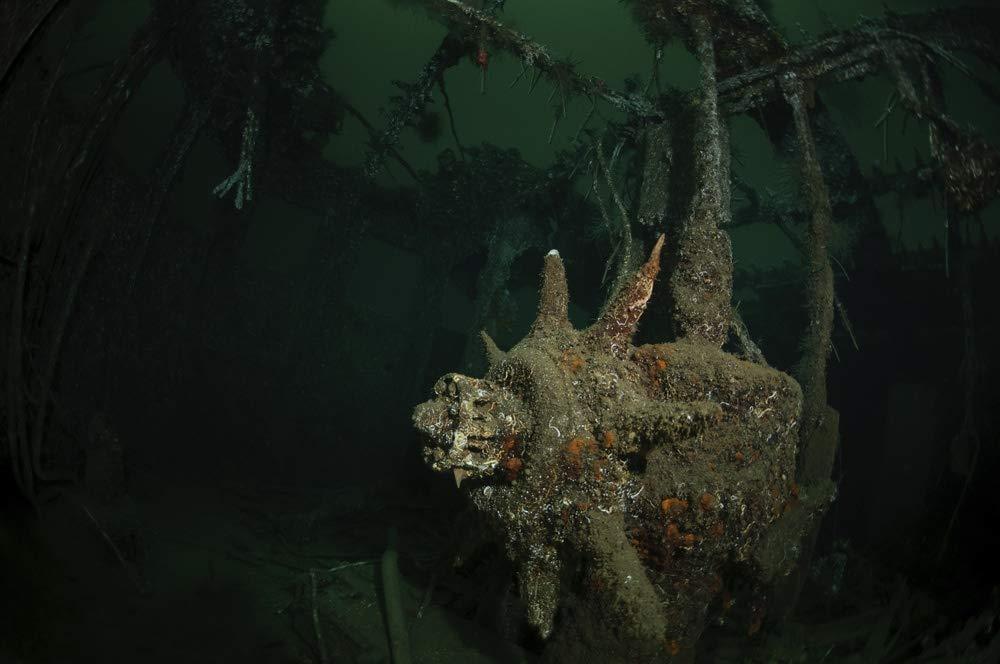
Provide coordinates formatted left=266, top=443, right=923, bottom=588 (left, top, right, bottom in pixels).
left=1, top=1, right=999, bottom=662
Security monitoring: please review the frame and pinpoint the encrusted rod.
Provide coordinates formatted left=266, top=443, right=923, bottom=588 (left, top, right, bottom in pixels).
left=593, top=136, right=633, bottom=293
left=577, top=511, right=668, bottom=651
left=585, top=234, right=664, bottom=355
left=613, top=400, right=722, bottom=446
left=364, top=35, right=464, bottom=178
left=420, top=5, right=996, bottom=128
left=667, top=14, right=734, bottom=347
left=212, top=106, right=258, bottom=210
left=364, top=2, right=506, bottom=178
left=420, top=0, right=663, bottom=121
left=343, top=103, right=420, bottom=181
left=769, top=215, right=859, bottom=354
left=530, top=249, right=571, bottom=336
left=718, top=12, right=999, bottom=115
left=780, top=73, right=835, bottom=446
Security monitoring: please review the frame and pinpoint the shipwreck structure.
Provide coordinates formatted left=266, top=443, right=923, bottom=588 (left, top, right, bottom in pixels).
left=414, top=236, right=810, bottom=660
left=2, top=0, right=999, bottom=661
left=410, top=1, right=998, bottom=659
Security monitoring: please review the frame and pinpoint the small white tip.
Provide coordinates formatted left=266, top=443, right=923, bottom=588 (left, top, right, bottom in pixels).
left=546, top=249, right=560, bottom=257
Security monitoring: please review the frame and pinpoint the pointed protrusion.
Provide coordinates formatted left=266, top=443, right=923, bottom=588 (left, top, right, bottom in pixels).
left=530, top=249, right=571, bottom=336
left=480, top=330, right=505, bottom=366
left=453, top=468, right=468, bottom=488
left=586, top=235, right=665, bottom=355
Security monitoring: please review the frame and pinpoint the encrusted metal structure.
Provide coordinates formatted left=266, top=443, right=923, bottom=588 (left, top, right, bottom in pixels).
left=2, top=1, right=999, bottom=660
left=415, top=237, right=804, bottom=660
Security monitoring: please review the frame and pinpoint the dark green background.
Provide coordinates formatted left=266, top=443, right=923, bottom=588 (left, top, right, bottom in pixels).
left=76, top=0, right=998, bottom=278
